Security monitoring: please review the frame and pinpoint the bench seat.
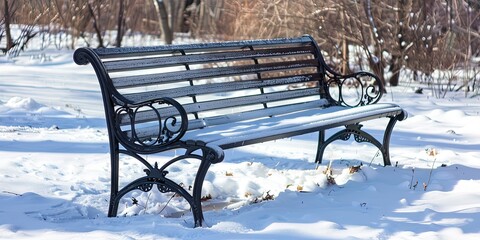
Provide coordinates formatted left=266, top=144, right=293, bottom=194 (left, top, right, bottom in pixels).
left=185, top=103, right=404, bottom=150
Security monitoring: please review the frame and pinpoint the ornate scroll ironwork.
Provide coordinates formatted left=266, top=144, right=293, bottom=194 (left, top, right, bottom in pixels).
left=315, top=124, right=389, bottom=165
left=321, top=124, right=374, bottom=144
left=325, top=71, right=384, bottom=107
left=136, top=162, right=171, bottom=192
left=113, top=97, right=188, bottom=154
left=339, top=124, right=373, bottom=144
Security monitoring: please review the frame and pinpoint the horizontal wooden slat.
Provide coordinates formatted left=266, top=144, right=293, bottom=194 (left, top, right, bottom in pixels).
left=119, top=88, right=321, bottom=125
left=123, top=74, right=321, bottom=103
left=103, top=46, right=315, bottom=72
left=112, top=59, right=319, bottom=89
left=183, top=88, right=320, bottom=113
left=187, top=99, right=329, bottom=130
left=94, top=36, right=314, bottom=59
left=98, top=35, right=329, bottom=143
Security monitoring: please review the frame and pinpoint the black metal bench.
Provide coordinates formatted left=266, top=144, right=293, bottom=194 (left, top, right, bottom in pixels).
left=73, top=35, right=407, bottom=227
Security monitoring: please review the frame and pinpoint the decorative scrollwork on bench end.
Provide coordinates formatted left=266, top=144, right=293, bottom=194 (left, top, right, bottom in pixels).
left=138, top=162, right=172, bottom=193
left=325, top=71, right=384, bottom=107
left=114, top=97, right=188, bottom=154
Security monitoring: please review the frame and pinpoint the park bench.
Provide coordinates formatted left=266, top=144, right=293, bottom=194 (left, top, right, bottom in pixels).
left=73, top=35, right=407, bottom=227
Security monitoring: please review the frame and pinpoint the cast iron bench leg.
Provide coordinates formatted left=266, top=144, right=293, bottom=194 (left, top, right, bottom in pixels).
left=105, top=143, right=219, bottom=227
left=314, top=122, right=397, bottom=166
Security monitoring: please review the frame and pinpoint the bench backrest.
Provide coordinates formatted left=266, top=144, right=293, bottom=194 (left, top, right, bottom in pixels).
left=74, top=35, right=335, bottom=150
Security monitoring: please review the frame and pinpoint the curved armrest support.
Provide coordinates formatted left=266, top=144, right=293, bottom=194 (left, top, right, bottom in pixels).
left=114, top=97, right=189, bottom=154
left=325, top=71, right=384, bottom=107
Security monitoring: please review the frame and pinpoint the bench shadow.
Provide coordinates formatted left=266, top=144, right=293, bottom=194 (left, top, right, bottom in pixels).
left=0, top=192, right=198, bottom=235
left=0, top=140, right=108, bottom=153
left=0, top=116, right=106, bottom=129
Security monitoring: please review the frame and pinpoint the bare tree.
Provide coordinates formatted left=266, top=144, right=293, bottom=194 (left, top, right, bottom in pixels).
left=52, top=0, right=93, bottom=49
left=3, top=0, right=14, bottom=51
left=3, top=0, right=477, bottom=93
left=153, top=0, right=173, bottom=44
left=87, top=1, right=105, bottom=48
left=209, top=0, right=479, bottom=90
left=0, top=19, right=4, bottom=49
left=115, top=0, right=126, bottom=47
left=173, top=0, right=187, bottom=32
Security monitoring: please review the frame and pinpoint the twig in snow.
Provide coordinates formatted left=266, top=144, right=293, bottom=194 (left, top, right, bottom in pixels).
left=424, top=157, right=437, bottom=191
left=412, top=180, right=418, bottom=190
left=323, top=160, right=335, bottom=185
left=409, top=168, right=415, bottom=189
left=2, top=191, right=22, bottom=196
left=143, top=192, right=152, bottom=214
left=159, top=194, right=176, bottom=215
left=368, top=150, right=380, bottom=167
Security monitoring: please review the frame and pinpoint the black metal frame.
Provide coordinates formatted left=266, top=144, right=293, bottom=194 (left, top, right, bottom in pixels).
left=307, top=35, right=404, bottom=165
left=74, top=48, right=224, bottom=227
left=314, top=115, right=405, bottom=166
left=306, top=35, right=384, bottom=107
left=109, top=141, right=221, bottom=227
left=73, top=35, right=406, bottom=227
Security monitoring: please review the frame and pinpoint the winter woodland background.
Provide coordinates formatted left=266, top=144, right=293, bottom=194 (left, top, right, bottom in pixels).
left=1, top=0, right=480, bottom=97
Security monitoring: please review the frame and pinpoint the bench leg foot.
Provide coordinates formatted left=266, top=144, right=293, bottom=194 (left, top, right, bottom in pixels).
left=382, top=116, right=402, bottom=166
left=314, top=130, right=326, bottom=164
left=192, top=157, right=211, bottom=227
left=108, top=142, right=120, bottom=217
left=186, top=143, right=222, bottom=227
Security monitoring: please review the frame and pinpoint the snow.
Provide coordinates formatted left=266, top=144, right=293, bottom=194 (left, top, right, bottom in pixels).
left=193, top=103, right=403, bottom=147
left=1, top=51, right=480, bottom=240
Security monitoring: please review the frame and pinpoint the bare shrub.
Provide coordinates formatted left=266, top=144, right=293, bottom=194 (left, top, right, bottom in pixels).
left=198, top=0, right=480, bottom=96
left=1, top=0, right=479, bottom=97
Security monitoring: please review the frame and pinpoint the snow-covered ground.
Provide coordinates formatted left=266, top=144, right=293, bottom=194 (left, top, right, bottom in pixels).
left=1, top=51, right=480, bottom=240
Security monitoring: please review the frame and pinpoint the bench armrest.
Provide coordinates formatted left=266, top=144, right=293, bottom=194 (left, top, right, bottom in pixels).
left=114, top=97, right=189, bottom=154
left=325, top=71, right=384, bottom=107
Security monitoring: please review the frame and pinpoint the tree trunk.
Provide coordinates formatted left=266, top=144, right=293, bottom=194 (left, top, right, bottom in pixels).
left=169, top=0, right=175, bottom=31
left=87, top=2, right=104, bottom=48
left=340, top=10, right=349, bottom=74
left=389, top=55, right=401, bottom=86
left=175, top=0, right=187, bottom=32
left=4, top=0, right=14, bottom=51
left=389, top=0, right=409, bottom=87
left=369, top=48, right=386, bottom=92
left=196, top=1, right=205, bottom=37
left=341, top=37, right=349, bottom=74
left=154, top=0, right=173, bottom=44
left=115, top=0, right=125, bottom=47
